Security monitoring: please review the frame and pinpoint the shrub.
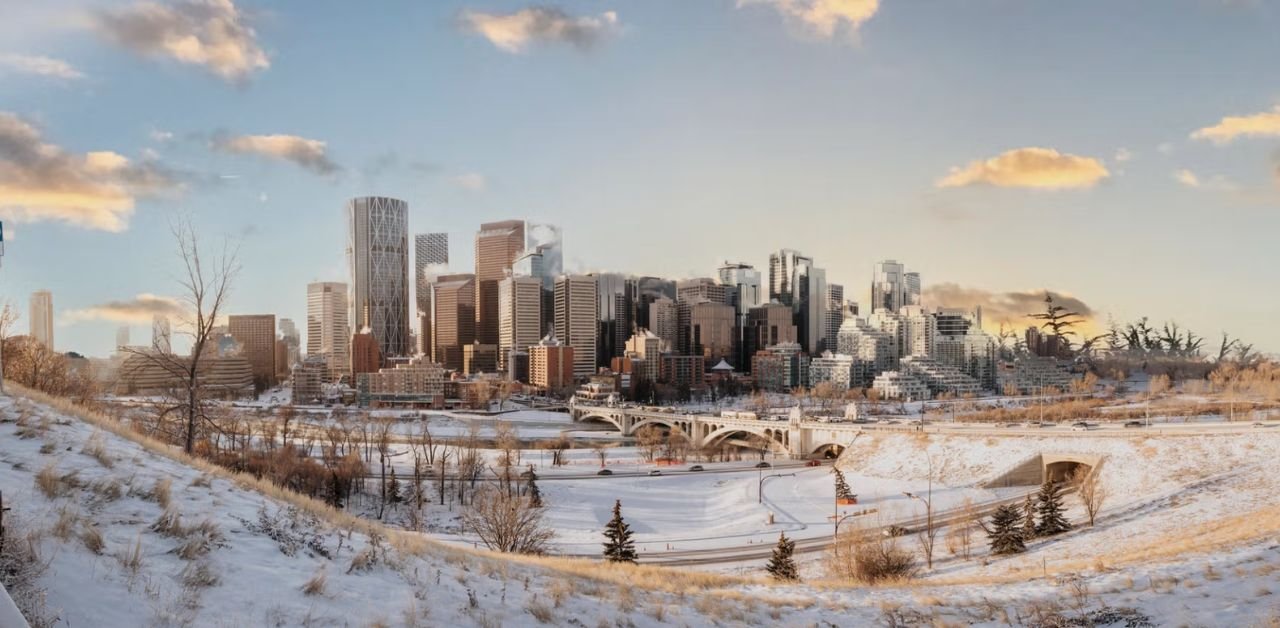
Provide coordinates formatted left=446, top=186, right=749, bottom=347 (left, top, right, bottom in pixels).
left=81, top=432, right=113, bottom=468
left=302, top=567, right=327, bottom=596
left=81, top=523, right=105, bottom=555
left=828, top=531, right=919, bottom=584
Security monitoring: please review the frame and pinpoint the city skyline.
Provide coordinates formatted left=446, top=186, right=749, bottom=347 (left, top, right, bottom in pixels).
left=2, top=1, right=1278, bottom=357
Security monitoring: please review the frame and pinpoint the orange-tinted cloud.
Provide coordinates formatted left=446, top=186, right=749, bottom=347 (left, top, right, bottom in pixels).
left=460, top=6, right=619, bottom=53
left=62, top=293, right=185, bottom=324
left=924, top=283, right=1096, bottom=333
left=937, top=147, right=1110, bottom=190
left=91, top=0, right=268, bottom=83
left=212, top=133, right=339, bottom=175
left=738, top=0, right=880, bottom=39
left=0, top=111, right=177, bottom=232
left=1191, top=105, right=1280, bottom=144
left=0, top=53, right=84, bottom=80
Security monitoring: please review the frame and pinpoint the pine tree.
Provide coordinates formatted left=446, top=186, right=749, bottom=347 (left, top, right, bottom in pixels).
left=766, top=532, right=799, bottom=581
left=526, top=467, right=543, bottom=508
left=386, top=468, right=402, bottom=504
left=1021, top=494, right=1038, bottom=540
left=1035, top=479, right=1071, bottom=536
left=987, top=504, right=1026, bottom=555
left=832, top=468, right=855, bottom=502
left=602, top=500, right=637, bottom=564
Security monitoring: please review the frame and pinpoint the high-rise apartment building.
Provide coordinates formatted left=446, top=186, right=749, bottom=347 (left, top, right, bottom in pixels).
left=905, top=271, right=922, bottom=307
left=229, top=314, right=277, bottom=389
left=554, top=274, right=598, bottom=380
left=529, top=331, right=574, bottom=392
left=152, top=315, right=172, bottom=354
left=347, top=196, right=410, bottom=364
left=431, top=273, right=475, bottom=371
left=29, top=290, right=53, bottom=350
left=474, top=220, right=525, bottom=346
left=498, top=275, right=543, bottom=372
left=306, top=281, right=350, bottom=379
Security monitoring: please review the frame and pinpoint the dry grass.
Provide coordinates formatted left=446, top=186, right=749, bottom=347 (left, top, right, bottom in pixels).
left=181, top=560, right=220, bottom=589
left=81, top=522, right=105, bottom=555
left=52, top=504, right=79, bottom=541
left=34, top=462, right=66, bottom=498
left=153, top=477, right=173, bottom=509
left=118, top=536, right=145, bottom=576
left=151, top=505, right=185, bottom=537
left=525, top=597, right=555, bottom=624
left=81, top=431, right=114, bottom=468
left=302, top=567, right=327, bottom=596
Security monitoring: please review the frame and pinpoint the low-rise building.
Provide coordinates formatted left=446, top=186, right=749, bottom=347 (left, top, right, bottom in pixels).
left=872, top=371, right=930, bottom=400
left=752, top=342, right=809, bottom=392
left=998, top=357, right=1077, bottom=394
left=899, top=356, right=982, bottom=397
left=809, top=352, right=855, bottom=391
left=355, top=357, right=446, bottom=408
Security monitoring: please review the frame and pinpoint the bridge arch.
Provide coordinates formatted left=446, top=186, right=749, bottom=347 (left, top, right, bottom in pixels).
left=810, top=442, right=846, bottom=459
left=629, top=417, right=696, bottom=437
left=703, top=425, right=788, bottom=453
left=576, top=413, right=623, bottom=432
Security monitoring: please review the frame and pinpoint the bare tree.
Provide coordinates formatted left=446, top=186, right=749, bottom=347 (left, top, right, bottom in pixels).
left=592, top=442, right=612, bottom=468
left=1071, top=466, right=1106, bottom=527
left=944, top=498, right=978, bottom=559
left=460, top=487, right=555, bottom=554
left=635, top=425, right=664, bottom=462
left=125, top=218, right=240, bottom=454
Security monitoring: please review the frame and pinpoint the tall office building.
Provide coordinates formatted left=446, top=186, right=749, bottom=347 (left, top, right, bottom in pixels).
left=474, top=220, right=525, bottom=346
left=676, top=278, right=733, bottom=306
left=686, top=301, right=737, bottom=367
left=278, top=318, right=301, bottom=369
left=523, top=223, right=563, bottom=288
left=229, top=314, right=277, bottom=389
left=768, top=249, right=812, bottom=307
left=871, top=260, right=920, bottom=313
left=554, top=275, right=598, bottom=379
left=347, top=196, right=410, bottom=364
left=414, top=232, right=449, bottom=307
left=648, top=296, right=679, bottom=354
left=745, top=302, right=798, bottom=361
left=431, top=273, right=476, bottom=371
left=29, top=290, right=53, bottom=350
left=152, top=315, right=172, bottom=354
left=718, top=262, right=762, bottom=311
left=792, top=260, right=827, bottom=355
left=498, top=275, right=543, bottom=372
left=822, top=283, right=845, bottom=353
left=115, top=326, right=130, bottom=352
left=629, top=276, right=676, bottom=331
left=592, top=273, right=632, bottom=368
left=307, top=281, right=350, bottom=379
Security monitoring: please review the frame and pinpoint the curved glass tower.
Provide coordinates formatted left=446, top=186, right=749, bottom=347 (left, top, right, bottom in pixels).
left=347, top=196, right=410, bottom=364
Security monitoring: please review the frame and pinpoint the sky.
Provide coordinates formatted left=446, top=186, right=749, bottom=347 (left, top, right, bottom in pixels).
left=1, top=0, right=1279, bottom=358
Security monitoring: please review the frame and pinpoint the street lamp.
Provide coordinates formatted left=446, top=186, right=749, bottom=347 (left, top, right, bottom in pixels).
left=758, top=472, right=795, bottom=504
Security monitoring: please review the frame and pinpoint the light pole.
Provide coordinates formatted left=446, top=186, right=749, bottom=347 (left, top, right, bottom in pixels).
left=758, top=472, right=795, bottom=504
left=904, top=451, right=935, bottom=569
left=832, top=511, right=861, bottom=559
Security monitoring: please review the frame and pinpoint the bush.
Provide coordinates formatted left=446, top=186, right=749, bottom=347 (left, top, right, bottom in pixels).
left=828, top=531, right=919, bottom=584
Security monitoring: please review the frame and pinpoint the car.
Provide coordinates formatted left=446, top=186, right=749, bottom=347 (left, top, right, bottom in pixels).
left=755, top=461, right=772, bottom=469
left=1071, top=422, right=1091, bottom=431
left=1123, top=421, right=1144, bottom=428
left=1036, top=422, right=1054, bottom=428
left=1253, top=422, right=1267, bottom=428
left=883, top=525, right=909, bottom=538
left=1003, top=422, right=1020, bottom=428
left=805, top=460, right=823, bottom=467
left=688, top=465, right=705, bottom=472
left=596, top=469, right=613, bottom=476
left=648, top=470, right=663, bottom=476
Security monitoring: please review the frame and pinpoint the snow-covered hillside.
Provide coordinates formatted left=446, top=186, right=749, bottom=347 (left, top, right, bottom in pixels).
left=2, top=390, right=1279, bottom=627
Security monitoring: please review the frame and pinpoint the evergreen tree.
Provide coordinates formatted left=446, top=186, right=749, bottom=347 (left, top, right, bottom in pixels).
left=386, top=468, right=402, bottom=504
left=1035, top=479, right=1072, bottom=536
left=526, top=467, right=543, bottom=508
left=1021, top=494, right=1038, bottom=540
left=987, top=504, right=1026, bottom=555
left=832, top=468, right=855, bottom=502
left=765, top=532, right=799, bottom=581
left=602, top=500, right=637, bottom=564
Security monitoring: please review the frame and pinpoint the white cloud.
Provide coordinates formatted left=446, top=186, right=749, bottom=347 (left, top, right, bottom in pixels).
left=0, top=53, right=84, bottom=80
left=1157, top=142, right=1175, bottom=156
left=937, top=147, right=1110, bottom=190
left=1173, top=168, right=1237, bottom=192
left=738, top=0, right=880, bottom=40
left=0, top=111, right=178, bottom=232
left=460, top=6, right=619, bottom=53
left=451, top=172, right=486, bottom=192
left=1191, top=105, right=1280, bottom=144
left=1113, top=147, right=1133, bottom=163
left=212, top=133, right=339, bottom=175
left=91, top=0, right=269, bottom=83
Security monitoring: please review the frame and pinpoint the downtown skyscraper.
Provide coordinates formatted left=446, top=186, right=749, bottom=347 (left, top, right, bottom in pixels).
left=29, top=290, right=53, bottom=350
left=347, top=196, right=410, bottom=363
left=414, top=232, right=448, bottom=311
left=554, top=275, right=598, bottom=380
left=307, top=282, right=350, bottom=379
left=474, top=220, right=525, bottom=346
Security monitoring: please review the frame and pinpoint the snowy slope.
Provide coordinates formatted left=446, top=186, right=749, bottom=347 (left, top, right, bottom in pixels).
left=2, top=391, right=1279, bottom=627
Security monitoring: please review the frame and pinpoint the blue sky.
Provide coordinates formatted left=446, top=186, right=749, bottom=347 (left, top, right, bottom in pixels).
left=1, top=0, right=1278, bottom=357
